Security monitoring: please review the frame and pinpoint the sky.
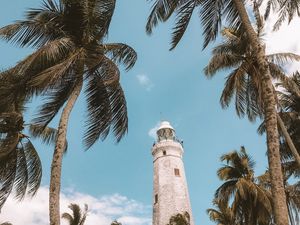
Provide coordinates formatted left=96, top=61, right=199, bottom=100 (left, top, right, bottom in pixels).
left=1, top=1, right=300, bottom=225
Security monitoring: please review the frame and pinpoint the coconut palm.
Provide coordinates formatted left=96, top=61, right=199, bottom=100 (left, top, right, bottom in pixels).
left=62, top=203, right=88, bottom=225
left=204, top=24, right=300, bottom=167
left=204, top=26, right=300, bottom=121
left=146, top=1, right=289, bottom=223
left=167, top=211, right=190, bottom=225
left=258, top=171, right=300, bottom=225
left=215, top=147, right=272, bottom=225
left=0, top=222, right=13, bottom=225
left=0, top=1, right=137, bottom=224
left=0, top=70, right=58, bottom=211
left=207, top=199, right=236, bottom=225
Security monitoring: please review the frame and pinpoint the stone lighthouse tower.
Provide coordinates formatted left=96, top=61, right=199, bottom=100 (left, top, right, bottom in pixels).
left=152, top=121, right=194, bottom=225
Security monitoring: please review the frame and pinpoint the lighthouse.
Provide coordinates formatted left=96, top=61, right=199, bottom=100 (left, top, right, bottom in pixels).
left=152, top=121, right=194, bottom=225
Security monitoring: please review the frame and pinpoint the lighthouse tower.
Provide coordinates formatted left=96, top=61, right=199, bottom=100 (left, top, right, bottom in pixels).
left=152, top=121, right=194, bottom=225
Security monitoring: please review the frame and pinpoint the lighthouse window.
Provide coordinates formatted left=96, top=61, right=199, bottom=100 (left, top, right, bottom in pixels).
left=163, top=151, right=166, bottom=156
left=174, top=168, right=180, bottom=176
left=154, top=194, right=158, bottom=204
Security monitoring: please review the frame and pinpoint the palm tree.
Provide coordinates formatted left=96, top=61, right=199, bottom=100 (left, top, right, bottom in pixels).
left=204, top=25, right=300, bottom=167
left=0, top=70, right=58, bottom=211
left=204, top=26, right=300, bottom=121
left=215, top=147, right=272, bottom=225
left=207, top=199, right=236, bottom=225
left=167, top=212, right=190, bottom=225
left=0, top=222, right=13, bottom=225
left=258, top=171, right=300, bottom=225
left=62, top=203, right=88, bottom=225
left=146, top=1, right=289, bottom=223
left=0, top=1, right=136, bottom=224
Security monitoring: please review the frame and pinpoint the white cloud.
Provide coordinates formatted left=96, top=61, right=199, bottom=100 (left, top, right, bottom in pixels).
left=0, top=186, right=151, bottom=225
left=263, top=4, right=300, bottom=74
left=136, top=74, right=154, bottom=91
left=148, top=122, right=161, bottom=139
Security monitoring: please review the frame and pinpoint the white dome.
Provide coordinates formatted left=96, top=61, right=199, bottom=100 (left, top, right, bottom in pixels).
left=157, top=121, right=174, bottom=131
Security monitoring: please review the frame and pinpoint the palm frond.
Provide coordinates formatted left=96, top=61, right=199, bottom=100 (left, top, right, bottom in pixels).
left=13, top=144, right=29, bottom=200
left=84, top=67, right=111, bottom=150
left=91, top=0, right=116, bottom=39
left=267, top=53, right=300, bottom=66
left=146, top=0, right=178, bottom=35
left=109, top=85, right=128, bottom=143
left=170, top=0, right=196, bottom=50
left=84, top=56, right=128, bottom=149
left=29, top=49, right=82, bottom=90
left=200, top=0, right=223, bottom=49
left=104, top=43, right=137, bottom=71
left=32, top=76, right=78, bottom=128
left=23, top=140, right=42, bottom=196
left=61, top=213, right=73, bottom=223
left=204, top=54, right=243, bottom=77
left=0, top=150, right=18, bottom=210
left=273, top=0, right=300, bottom=31
left=28, top=124, right=58, bottom=146
left=0, top=0, right=63, bottom=47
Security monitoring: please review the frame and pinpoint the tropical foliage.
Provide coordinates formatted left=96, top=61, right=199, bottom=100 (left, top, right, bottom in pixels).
left=62, top=203, right=88, bottom=225
left=213, top=147, right=272, bottom=224
left=204, top=26, right=300, bottom=122
left=209, top=147, right=300, bottom=225
left=0, top=0, right=136, bottom=224
left=167, top=212, right=191, bottom=225
left=207, top=199, right=235, bottom=225
left=0, top=70, right=57, bottom=210
left=146, top=1, right=293, bottom=224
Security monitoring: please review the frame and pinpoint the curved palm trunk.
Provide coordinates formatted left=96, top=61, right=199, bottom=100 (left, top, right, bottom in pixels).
left=49, top=78, right=83, bottom=225
left=231, top=1, right=289, bottom=224
left=277, top=114, right=300, bottom=167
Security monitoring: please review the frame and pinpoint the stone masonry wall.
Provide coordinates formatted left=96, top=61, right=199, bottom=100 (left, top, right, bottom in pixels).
left=152, top=140, right=194, bottom=225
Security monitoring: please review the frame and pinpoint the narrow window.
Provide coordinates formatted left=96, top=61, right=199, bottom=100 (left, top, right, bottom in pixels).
left=155, top=194, right=158, bottom=204
left=174, top=168, right=180, bottom=176
left=163, top=151, right=166, bottom=156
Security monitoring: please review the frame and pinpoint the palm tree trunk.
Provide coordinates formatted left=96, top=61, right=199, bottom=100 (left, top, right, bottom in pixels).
left=49, top=78, right=83, bottom=225
left=277, top=114, right=300, bottom=166
left=231, top=1, right=289, bottom=224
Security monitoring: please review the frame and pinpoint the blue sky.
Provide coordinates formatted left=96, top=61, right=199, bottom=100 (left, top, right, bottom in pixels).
left=2, top=1, right=299, bottom=225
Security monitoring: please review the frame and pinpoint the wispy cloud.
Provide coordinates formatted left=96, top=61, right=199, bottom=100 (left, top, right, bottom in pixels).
left=1, top=186, right=151, bottom=225
left=136, top=74, right=154, bottom=91
left=148, top=122, right=160, bottom=139
left=262, top=3, right=300, bottom=74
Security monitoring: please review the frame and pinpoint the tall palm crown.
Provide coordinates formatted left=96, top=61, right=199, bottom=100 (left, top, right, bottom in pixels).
left=204, top=26, right=300, bottom=121
left=0, top=71, right=42, bottom=211
left=0, top=0, right=137, bottom=147
left=62, top=203, right=88, bottom=225
left=215, top=147, right=272, bottom=225
left=146, top=0, right=244, bottom=49
left=0, top=69, right=59, bottom=210
left=0, top=1, right=137, bottom=224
